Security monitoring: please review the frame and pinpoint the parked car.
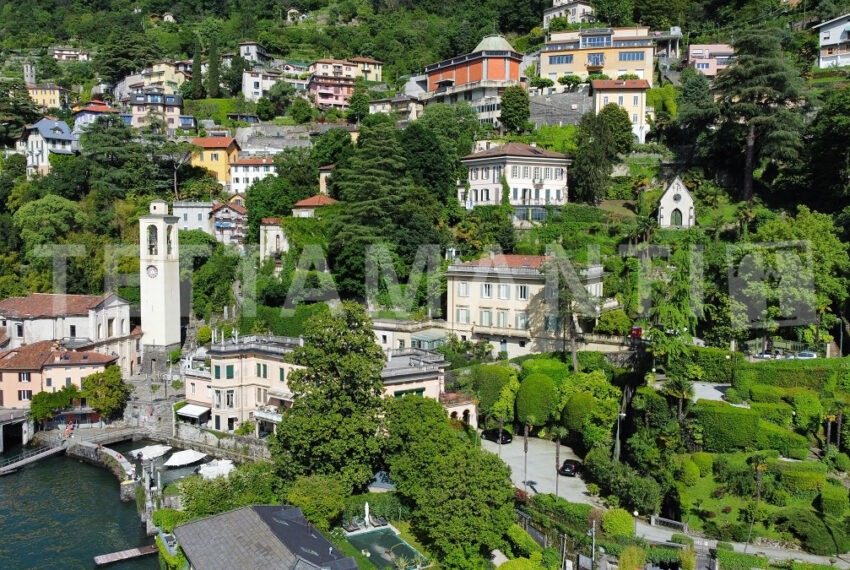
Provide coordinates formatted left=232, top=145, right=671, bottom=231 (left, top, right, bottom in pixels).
left=797, top=351, right=817, bottom=359
left=482, top=428, right=513, bottom=444
left=754, top=352, right=773, bottom=359
left=558, top=459, right=581, bottom=477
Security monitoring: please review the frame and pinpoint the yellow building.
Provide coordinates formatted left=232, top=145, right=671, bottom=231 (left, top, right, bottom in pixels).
left=351, top=57, right=384, bottom=82
left=590, top=79, right=651, bottom=143
left=540, top=26, right=655, bottom=86
left=27, top=84, right=68, bottom=110
left=142, top=62, right=188, bottom=94
left=191, top=137, right=241, bottom=186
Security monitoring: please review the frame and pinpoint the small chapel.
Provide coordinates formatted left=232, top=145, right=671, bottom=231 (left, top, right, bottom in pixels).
left=657, top=176, right=696, bottom=229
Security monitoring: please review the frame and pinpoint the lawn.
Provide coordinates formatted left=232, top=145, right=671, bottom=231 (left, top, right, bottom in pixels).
left=392, top=520, right=440, bottom=569
left=598, top=200, right=637, bottom=219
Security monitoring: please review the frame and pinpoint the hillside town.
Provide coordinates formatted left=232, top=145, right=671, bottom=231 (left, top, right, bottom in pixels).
left=3, top=0, right=850, bottom=569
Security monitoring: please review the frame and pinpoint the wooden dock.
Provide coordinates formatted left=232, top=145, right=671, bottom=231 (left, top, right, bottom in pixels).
left=94, top=544, right=158, bottom=566
left=0, top=445, right=65, bottom=475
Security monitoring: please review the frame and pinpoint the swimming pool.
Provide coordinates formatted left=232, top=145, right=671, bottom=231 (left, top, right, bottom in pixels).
left=347, top=527, right=427, bottom=569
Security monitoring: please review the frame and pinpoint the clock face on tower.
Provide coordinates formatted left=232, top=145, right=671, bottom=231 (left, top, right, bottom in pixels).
left=146, top=265, right=159, bottom=278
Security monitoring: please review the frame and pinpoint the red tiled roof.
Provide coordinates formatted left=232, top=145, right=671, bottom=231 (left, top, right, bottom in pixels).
left=261, top=218, right=282, bottom=225
left=0, top=340, right=116, bottom=371
left=462, top=142, right=567, bottom=161
left=590, top=79, right=651, bottom=90
left=0, top=293, right=110, bottom=319
left=212, top=202, right=247, bottom=215
left=43, top=350, right=117, bottom=367
left=319, top=164, right=335, bottom=171
left=73, top=100, right=118, bottom=114
left=192, top=137, right=238, bottom=149
left=313, top=58, right=353, bottom=66
left=230, top=157, right=275, bottom=166
left=0, top=341, right=55, bottom=370
left=350, top=57, right=382, bottom=64
left=293, top=194, right=337, bottom=208
left=461, top=254, right=549, bottom=269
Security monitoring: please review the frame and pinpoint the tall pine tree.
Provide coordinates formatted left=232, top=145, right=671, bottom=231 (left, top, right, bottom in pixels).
left=189, top=37, right=205, bottom=99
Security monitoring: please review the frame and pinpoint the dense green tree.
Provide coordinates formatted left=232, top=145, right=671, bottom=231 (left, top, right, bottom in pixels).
left=499, top=85, right=530, bottom=134
left=223, top=54, right=252, bottom=96
left=205, top=38, right=221, bottom=98
left=30, top=384, right=81, bottom=425
left=255, top=97, right=275, bottom=120
left=417, top=102, right=480, bottom=159
left=663, top=376, right=694, bottom=421
left=571, top=114, right=612, bottom=204
left=82, top=365, right=131, bottom=420
left=310, top=128, right=354, bottom=170
left=290, top=97, right=313, bottom=124
left=286, top=474, right=346, bottom=530
left=245, top=175, right=307, bottom=243
left=401, top=121, right=457, bottom=205
left=634, top=0, right=689, bottom=28
left=0, top=79, right=39, bottom=145
left=267, top=81, right=295, bottom=116
left=346, top=83, right=370, bottom=123
left=598, top=103, right=634, bottom=155
left=94, top=31, right=157, bottom=84
left=270, top=303, right=386, bottom=493
left=675, top=67, right=715, bottom=143
left=157, top=141, right=198, bottom=199
left=805, top=88, right=850, bottom=212
left=470, top=364, right=516, bottom=417
left=712, top=28, right=806, bottom=201
left=41, top=154, right=89, bottom=201
left=12, top=194, right=84, bottom=252
left=181, top=461, right=279, bottom=518
left=192, top=248, right=238, bottom=318
left=189, top=37, right=205, bottom=99
left=591, top=0, right=634, bottom=26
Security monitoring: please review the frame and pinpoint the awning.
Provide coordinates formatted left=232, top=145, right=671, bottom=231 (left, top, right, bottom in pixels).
left=177, top=404, right=211, bottom=419
left=164, top=449, right=207, bottom=467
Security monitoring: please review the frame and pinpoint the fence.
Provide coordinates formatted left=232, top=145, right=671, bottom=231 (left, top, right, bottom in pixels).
left=650, top=515, right=688, bottom=533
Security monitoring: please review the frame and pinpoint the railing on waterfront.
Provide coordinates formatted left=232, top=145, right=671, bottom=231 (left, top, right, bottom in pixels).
left=0, top=445, right=51, bottom=469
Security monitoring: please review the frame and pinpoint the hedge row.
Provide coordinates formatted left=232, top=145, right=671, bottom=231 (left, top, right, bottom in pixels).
left=749, top=384, right=785, bottom=403
left=755, top=420, right=808, bottom=455
left=688, top=346, right=736, bottom=383
left=530, top=494, right=593, bottom=530
left=750, top=402, right=793, bottom=427
left=694, top=402, right=759, bottom=452
left=733, top=357, right=850, bottom=394
left=820, top=481, right=849, bottom=518
left=777, top=462, right=827, bottom=500
left=714, top=549, right=768, bottom=570
left=506, top=523, right=543, bottom=558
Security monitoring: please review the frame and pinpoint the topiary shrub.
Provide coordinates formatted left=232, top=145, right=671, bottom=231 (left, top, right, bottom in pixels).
left=601, top=508, right=634, bottom=537
left=520, top=358, right=569, bottom=383
left=792, top=390, right=824, bottom=434
left=788, top=447, right=809, bottom=460
left=679, top=459, right=700, bottom=487
left=749, top=384, right=785, bottom=403
left=723, top=387, right=743, bottom=404
left=287, top=474, right=346, bottom=530
left=506, top=523, right=543, bottom=558
left=715, top=549, right=768, bottom=569
left=755, top=420, right=809, bottom=455
left=751, top=402, right=793, bottom=427
left=819, top=479, right=849, bottom=517
left=835, top=452, right=850, bottom=472
left=690, top=452, right=713, bottom=477
left=689, top=346, right=736, bottom=383
left=594, top=309, right=632, bottom=336
left=694, top=401, right=759, bottom=451
left=470, top=364, right=516, bottom=414
left=516, top=373, right=558, bottom=425
left=562, top=391, right=596, bottom=432
left=777, top=461, right=827, bottom=500
left=197, top=325, right=212, bottom=345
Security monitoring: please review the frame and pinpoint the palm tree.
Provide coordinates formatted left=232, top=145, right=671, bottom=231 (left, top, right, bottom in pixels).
left=736, top=202, right=756, bottom=238
left=551, top=426, right=568, bottom=498
left=663, top=376, right=694, bottom=422
left=744, top=453, right=769, bottom=553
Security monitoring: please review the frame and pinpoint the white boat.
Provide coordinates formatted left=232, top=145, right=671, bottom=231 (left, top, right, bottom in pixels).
left=130, top=445, right=172, bottom=461
left=198, top=459, right=234, bottom=480
left=163, top=449, right=207, bottom=468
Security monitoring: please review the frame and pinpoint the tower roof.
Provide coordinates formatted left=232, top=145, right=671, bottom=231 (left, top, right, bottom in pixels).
left=473, top=35, right=515, bottom=53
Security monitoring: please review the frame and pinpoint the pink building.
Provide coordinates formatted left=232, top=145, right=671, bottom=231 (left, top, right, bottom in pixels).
left=307, top=59, right=357, bottom=109
left=687, top=44, right=734, bottom=77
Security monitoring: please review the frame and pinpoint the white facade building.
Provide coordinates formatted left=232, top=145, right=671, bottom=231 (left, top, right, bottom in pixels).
left=813, top=13, right=850, bottom=68
left=544, top=1, right=594, bottom=29
left=173, top=201, right=214, bottom=234
left=259, top=218, right=289, bottom=276
left=0, top=293, right=138, bottom=376
left=17, top=118, right=79, bottom=177
left=229, top=157, right=277, bottom=194
left=459, top=142, right=569, bottom=219
left=239, top=42, right=268, bottom=64
left=242, top=70, right=283, bottom=102
left=657, top=177, right=696, bottom=229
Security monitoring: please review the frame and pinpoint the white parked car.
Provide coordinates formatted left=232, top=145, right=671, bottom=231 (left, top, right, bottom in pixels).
left=797, top=351, right=817, bottom=359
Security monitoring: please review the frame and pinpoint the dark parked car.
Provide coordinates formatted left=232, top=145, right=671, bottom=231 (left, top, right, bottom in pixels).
left=558, top=459, right=581, bottom=477
left=481, top=428, right=513, bottom=444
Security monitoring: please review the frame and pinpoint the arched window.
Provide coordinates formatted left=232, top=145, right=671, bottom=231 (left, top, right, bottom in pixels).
left=166, top=226, right=173, bottom=255
left=147, top=225, right=158, bottom=255
left=671, top=208, right=683, bottom=227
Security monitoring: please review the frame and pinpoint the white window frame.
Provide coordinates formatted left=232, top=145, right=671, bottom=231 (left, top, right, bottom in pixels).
left=517, top=285, right=529, bottom=301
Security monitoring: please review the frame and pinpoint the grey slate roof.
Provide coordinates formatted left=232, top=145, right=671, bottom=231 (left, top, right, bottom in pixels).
left=28, top=118, right=76, bottom=142
left=173, top=505, right=357, bottom=570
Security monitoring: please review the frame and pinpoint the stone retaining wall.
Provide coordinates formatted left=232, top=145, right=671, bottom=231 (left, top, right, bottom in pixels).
left=66, top=440, right=138, bottom=502
left=171, top=422, right=270, bottom=462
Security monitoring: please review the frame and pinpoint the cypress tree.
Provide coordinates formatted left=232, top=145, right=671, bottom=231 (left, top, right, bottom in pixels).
left=206, top=38, right=220, bottom=98
left=190, top=38, right=205, bottom=99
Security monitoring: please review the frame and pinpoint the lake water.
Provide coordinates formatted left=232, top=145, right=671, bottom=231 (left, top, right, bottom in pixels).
left=0, top=440, right=160, bottom=570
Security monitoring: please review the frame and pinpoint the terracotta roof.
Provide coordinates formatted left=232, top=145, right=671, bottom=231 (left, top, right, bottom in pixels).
left=0, top=341, right=55, bottom=370
left=0, top=340, right=116, bottom=371
left=293, top=194, right=337, bottom=208
left=461, top=142, right=567, bottom=161
left=0, top=293, right=111, bottom=318
left=191, top=137, right=238, bottom=149
left=260, top=218, right=282, bottom=225
left=313, top=58, right=354, bottom=66
left=350, top=56, right=382, bottom=64
left=212, top=202, right=247, bottom=215
left=460, top=254, right=549, bottom=269
left=44, top=350, right=117, bottom=367
left=230, top=157, right=275, bottom=166
left=590, top=79, right=651, bottom=90
left=319, top=164, right=335, bottom=171
left=131, top=325, right=143, bottom=337
left=73, top=100, right=118, bottom=114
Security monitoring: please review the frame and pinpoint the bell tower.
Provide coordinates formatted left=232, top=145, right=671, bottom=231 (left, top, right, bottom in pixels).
left=139, top=199, right=181, bottom=373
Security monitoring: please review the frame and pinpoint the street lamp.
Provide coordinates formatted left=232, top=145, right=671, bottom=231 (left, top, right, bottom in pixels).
left=633, top=510, right=639, bottom=536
